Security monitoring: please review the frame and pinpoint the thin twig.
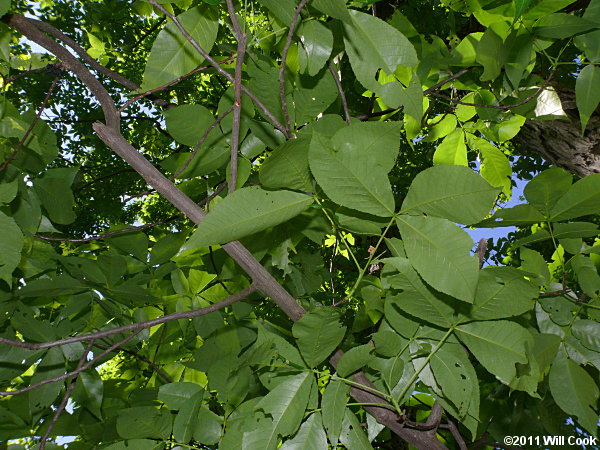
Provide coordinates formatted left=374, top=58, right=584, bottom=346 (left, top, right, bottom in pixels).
left=432, top=69, right=556, bottom=110
left=94, top=343, right=172, bottom=383
left=225, top=0, right=247, bottom=193
left=280, top=0, right=309, bottom=133
left=357, top=68, right=472, bottom=120
left=147, top=0, right=292, bottom=138
left=445, top=419, right=468, bottom=450
left=74, top=168, right=135, bottom=192
left=0, top=285, right=255, bottom=351
left=118, top=56, right=234, bottom=113
left=39, top=341, right=94, bottom=449
left=0, top=333, right=138, bottom=397
left=4, top=63, right=57, bottom=84
left=328, top=63, right=352, bottom=124
left=130, top=16, right=166, bottom=51
left=0, top=75, right=61, bottom=171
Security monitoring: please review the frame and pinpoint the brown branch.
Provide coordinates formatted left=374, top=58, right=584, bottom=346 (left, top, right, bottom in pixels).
left=0, top=285, right=256, bottom=352
left=280, top=0, right=309, bottom=133
left=93, top=122, right=306, bottom=321
left=425, top=402, right=443, bottom=436
left=476, top=238, right=488, bottom=268
left=118, top=56, right=234, bottom=113
left=0, top=333, right=138, bottom=397
left=94, top=343, right=173, bottom=383
left=444, top=419, right=468, bottom=450
left=0, top=75, right=61, bottom=172
left=225, top=0, right=247, bottom=194
left=39, top=341, right=94, bottom=449
left=328, top=63, right=352, bottom=125
left=147, top=0, right=292, bottom=138
left=4, top=14, right=120, bottom=129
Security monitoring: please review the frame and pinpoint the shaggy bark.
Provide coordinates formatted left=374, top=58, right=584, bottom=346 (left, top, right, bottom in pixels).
left=514, top=86, right=600, bottom=177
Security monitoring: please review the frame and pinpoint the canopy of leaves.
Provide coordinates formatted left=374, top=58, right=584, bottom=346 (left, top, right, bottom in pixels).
left=0, top=0, right=599, bottom=448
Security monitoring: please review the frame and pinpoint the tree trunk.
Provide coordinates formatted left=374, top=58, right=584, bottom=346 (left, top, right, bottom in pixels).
left=513, top=86, right=600, bottom=178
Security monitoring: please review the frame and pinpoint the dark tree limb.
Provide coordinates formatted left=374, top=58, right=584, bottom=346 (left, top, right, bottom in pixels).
left=0, top=285, right=255, bottom=351
left=0, top=333, right=139, bottom=397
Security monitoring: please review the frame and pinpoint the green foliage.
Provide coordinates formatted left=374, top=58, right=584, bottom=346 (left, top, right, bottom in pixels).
left=0, top=0, right=599, bottom=448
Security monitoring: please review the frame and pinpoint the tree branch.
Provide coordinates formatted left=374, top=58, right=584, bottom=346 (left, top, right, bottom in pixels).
left=280, top=0, right=309, bottom=133
left=1, top=333, right=138, bottom=397
left=39, top=341, right=94, bottom=450
left=225, top=0, right=247, bottom=193
left=4, top=14, right=120, bottom=129
left=328, top=63, right=352, bottom=124
left=147, top=0, right=292, bottom=138
left=0, top=285, right=255, bottom=351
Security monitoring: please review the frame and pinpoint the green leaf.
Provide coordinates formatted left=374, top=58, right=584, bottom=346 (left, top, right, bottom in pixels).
left=572, top=319, right=600, bottom=353
left=469, top=267, right=538, bottom=320
left=186, top=187, right=313, bottom=247
left=472, top=138, right=512, bottom=195
left=34, top=167, right=77, bottom=224
left=0, top=0, right=10, bottom=16
left=0, top=211, right=23, bottom=286
left=142, top=6, right=218, bottom=89
left=246, top=372, right=314, bottom=448
left=158, top=382, right=204, bottom=410
left=72, top=370, right=104, bottom=420
left=312, top=0, right=351, bottom=22
left=549, top=350, right=599, bottom=435
left=396, top=215, right=480, bottom=303
left=576, top=64, right=600, bottom=133
left=549, top=172, right=600, bottom=221
left=477, top=204, right=545, bottom=228
left=514, top=0, right=534, bottom=18
left=571, top=254, right=600, bottom=296
left=401, top=165, right=499, bottom=225
left=260, top=138, right=312, bottom=192
left=384, top=257, right=456, bottom=328
left=337, top=344, right=374, bottom=377
left=524, top=167, right=572, bottom=218
left=173, top=391, right=202, bottom=443
left=309, top=123, right=401, bottom=217
left=280, top=412, right=328, bottom=450
left=29, top=347, right=64, bottom=413
left=430, top=346, right=474, bottom=417
left=258, top=0, right=295, bottom=25
left=298, top=21, right=333, bottom=76
left=322, top=379, right=349, bottom=447
left=433, top=129, right=467, bottom=166
left=339, top=409, right=373, bottom=450
left=423, top=114, right=457, bottom=142
left=164, top=104, right=223, bottom=148
left=370, top=354, right=404, bottom=387
left=476, top=28, right=504, bottom=81
left=0, top=179, right=17, bottom=204
left=293, top=308, right=346, bottom=367
left=455, top=321, right=533, bottom=385
left=534, top=13, right=597, bottom=39
left=194, top=406, right=222, bottom=444
left=117, top=407, right=173, bottom=439
left=343, top=10, right=417, bottom=98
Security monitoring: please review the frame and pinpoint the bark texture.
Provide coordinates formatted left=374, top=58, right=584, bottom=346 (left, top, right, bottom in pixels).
left=514, top=86, right=600, bottom=177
